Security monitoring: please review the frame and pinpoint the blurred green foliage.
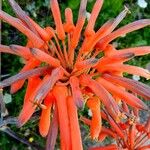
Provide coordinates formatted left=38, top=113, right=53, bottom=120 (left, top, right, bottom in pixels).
left=1, top=0, right=150, bottom=149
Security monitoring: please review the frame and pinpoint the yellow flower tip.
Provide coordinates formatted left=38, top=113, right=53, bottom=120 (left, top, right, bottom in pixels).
left=121, top=113, right=127, bottom=119
left=92, top=137, right=99, bottom=142
left=29, top=137, right=34, bottom=143
left=115, top=115, right=121, bottom=123
left=129, top=116, right=136, bottom=125
left=39, top=104, right=47, bottom=110
left=83, top=94, right=90, bottom=101
left=145, top=69, right=150, bottom=80
left=0, top=88, right=3, bottom=93
left=116, top=112, right=127, bottom=123
left=117, top=99, right=122, bottom=105
left=30, top=99, right=47, bottom=109
left=124, top=5, right=131, bottom=14
left=146, top=75, right=150, bottom=80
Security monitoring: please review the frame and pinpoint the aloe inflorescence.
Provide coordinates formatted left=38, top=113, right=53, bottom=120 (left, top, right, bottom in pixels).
left=0, top=0, right=150, bottom=149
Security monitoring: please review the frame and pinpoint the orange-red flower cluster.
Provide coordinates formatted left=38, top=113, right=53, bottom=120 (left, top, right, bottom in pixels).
left=83, top=111, right=150, bottom=150
left=0, top=0, right=150, bottom=149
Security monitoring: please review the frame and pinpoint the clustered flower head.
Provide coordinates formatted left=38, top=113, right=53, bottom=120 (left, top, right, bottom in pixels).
left=0, top=0, right=150, bottom=149
left=82, top=108, right=150, bottom=150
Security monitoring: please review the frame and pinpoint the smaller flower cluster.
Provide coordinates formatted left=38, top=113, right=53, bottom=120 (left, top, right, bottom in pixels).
left=82, top=110, right=150, bottom=150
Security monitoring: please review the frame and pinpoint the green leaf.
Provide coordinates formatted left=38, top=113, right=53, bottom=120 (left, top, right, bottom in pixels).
left=67, top=0, right=80, bottom=10
left=103, top=0, right=124, bottom=15
left=131, top=40, right=148, bottom=47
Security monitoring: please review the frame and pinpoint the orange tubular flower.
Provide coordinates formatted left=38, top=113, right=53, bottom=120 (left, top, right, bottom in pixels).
left=0, top=0, right=150, bottom=149
left=87, top=96, right=102, bottom=140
